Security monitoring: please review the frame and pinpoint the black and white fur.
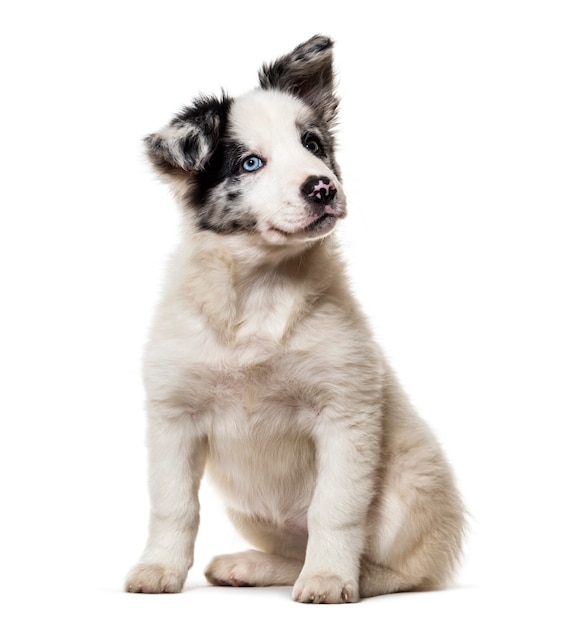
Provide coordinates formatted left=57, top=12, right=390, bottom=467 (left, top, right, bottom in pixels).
left=125, top=35, right=464, bottom=603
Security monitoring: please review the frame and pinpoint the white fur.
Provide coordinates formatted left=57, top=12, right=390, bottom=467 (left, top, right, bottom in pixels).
left=125, top=81, right=464, bottom=604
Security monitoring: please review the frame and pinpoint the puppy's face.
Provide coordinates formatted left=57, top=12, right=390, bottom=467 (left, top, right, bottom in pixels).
left=196, top=89, right=345, bottom=245
left=146, top=35, right=345, bottom=247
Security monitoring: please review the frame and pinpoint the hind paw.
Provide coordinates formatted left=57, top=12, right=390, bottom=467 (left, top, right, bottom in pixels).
left=205, top=549, right=301, bottom=588
left=205, top=551, right=267, bottom=587
left=205, top=555, right=252, bottom=587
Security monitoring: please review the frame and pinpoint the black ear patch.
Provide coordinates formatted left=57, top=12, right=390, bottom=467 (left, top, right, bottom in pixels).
left=258, top=35, right=338, bottom=125
left=145, top=94, right=232, bottom=174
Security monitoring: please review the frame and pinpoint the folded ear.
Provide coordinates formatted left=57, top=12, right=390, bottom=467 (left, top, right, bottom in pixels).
left=258, top=35, right=338, bottom=125
left=144, top=94, right=231, bottom=174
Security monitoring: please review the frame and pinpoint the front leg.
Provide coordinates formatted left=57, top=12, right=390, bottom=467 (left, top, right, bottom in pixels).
left=126, top=404, right=207, bottom=593
left=293, top=415, right=380, bottom=604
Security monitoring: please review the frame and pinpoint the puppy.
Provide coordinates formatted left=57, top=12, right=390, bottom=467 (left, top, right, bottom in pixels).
left=125, top=35, right=465, bottom=603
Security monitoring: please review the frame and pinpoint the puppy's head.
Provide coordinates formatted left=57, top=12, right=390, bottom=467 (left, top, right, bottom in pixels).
left=145, top=35, right=346, bottom=247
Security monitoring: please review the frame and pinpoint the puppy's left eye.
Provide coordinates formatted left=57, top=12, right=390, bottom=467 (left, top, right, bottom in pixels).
left=242, top=155, right=264, bottom=172
left=303, top=133, right=323, bottom=155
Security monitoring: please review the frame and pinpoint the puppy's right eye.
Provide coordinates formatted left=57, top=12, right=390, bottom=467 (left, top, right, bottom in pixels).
left=242, top=155, right=264, bottom=172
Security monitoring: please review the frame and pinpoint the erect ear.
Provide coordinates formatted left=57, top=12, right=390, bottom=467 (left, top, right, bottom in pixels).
left=258, top=35, right=338, bottom=125
left=144, top=94, right=232, bottom=174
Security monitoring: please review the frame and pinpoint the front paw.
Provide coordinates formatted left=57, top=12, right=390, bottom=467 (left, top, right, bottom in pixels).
left=125, top=563, right=187, bottom=593
left=292, top=573, right=359, bottom=604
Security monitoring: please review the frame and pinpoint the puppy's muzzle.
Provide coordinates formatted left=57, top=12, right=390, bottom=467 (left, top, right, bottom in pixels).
left=301, top=176, right=337, bottom=206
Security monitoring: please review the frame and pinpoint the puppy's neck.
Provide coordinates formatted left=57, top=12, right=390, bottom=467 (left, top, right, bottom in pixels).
left=178, top=231, right=342, bottom=345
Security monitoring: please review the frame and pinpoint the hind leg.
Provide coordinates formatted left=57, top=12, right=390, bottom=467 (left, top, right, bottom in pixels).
left=205, top=509, right=306, bottom=588
left=359, top=559, right=426, bottom=597
left=359, top=487, right=465, bottom=598
left=205, top=550, right=303, bottom=587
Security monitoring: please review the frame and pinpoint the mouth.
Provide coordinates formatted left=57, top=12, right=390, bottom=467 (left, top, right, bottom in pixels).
left=266, top=211, right=338, bottom=243
left=304, top=212, right=337, bottom=234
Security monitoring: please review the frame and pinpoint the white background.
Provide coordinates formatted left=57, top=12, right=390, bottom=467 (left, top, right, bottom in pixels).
left=1, top=1, right=573, bottom=624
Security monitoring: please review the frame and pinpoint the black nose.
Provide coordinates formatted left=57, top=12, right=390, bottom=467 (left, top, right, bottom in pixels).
left=301, top=176, right=337, bottom=205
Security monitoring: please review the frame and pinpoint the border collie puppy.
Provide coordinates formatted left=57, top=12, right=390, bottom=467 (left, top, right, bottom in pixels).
left=125, top=35, right=465, bottom=603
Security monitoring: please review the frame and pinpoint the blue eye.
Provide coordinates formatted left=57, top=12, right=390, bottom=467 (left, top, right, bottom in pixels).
left=242, top=155, right=264, bottom=172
